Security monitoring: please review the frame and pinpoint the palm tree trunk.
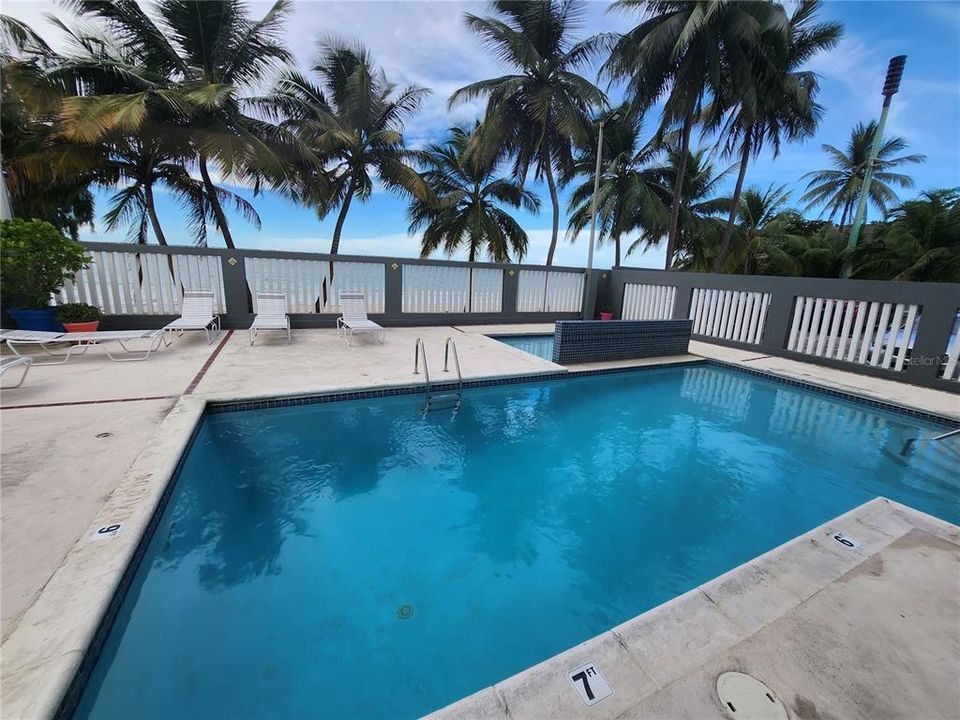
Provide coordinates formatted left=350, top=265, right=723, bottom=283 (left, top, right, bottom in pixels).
left=543, top=159, right=561, bottom=267
left=838, top=199, right=852, bottom=230
left=144, top=183, right=168, bottom=246
left=330, top=178, right=357, bottom=255
left=664, top=115, right=694, bottom=270
left=614, top=235, right=621, bottom=268
left=714, top=136, right=751, bottom=272
left=198, top=154, right=235, bottom=249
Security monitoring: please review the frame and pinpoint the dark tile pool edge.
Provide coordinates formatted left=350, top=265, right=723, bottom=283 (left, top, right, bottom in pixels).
left=206, top=358, right=958, bottom=427
left=204, top=359, right=707, bottom=414
left=52, top=417, right=207, bottom=720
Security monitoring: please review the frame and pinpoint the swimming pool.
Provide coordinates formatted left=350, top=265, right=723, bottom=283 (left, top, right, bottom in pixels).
left=496, top=334, right=555, bottom=361
left=73, top=364, right=959, bottom=720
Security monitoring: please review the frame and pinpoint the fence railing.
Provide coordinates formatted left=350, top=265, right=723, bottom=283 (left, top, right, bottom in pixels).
left=401, top=265, right=503, bottom=314
left=516, top=270, right=585, bottom=313
left=243, top=255, right=385, bottom=313
left=621, top=282, right=676, bottom=320
left=611, top=267, right=960, bottom=392
left=60, top=242, right=592, bottom=329
left=48, top=243, right=960, bottom=392
left=55, top=248, right=226, bottom=314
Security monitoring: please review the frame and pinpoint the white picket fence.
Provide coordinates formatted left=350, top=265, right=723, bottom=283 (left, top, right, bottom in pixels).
left=620, top=283, right=676, bottom=320
left=54, top=249, right=226, bottom=314
left=689, top=288, right=771, bottom=345
left=244, top=256, right=384, bottom=313
left=516, top=270, right=585, bottom=313
left=786, top=297, right=920, bottom=372
left=401, top=265, right=503, bottom=313
left=941, top=312, right=960, bottom=382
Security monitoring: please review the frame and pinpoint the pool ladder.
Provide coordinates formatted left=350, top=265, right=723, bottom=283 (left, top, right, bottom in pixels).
left=901, top=427, right=960, bottom=455
left=414, top=337, right=463, bottom=415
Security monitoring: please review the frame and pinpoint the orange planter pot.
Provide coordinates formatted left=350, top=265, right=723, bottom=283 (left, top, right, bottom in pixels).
left=62, top=321, right=100, bottom=333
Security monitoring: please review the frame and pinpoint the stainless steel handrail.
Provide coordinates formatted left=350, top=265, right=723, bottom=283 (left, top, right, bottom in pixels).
left=414, top=337, right=430, bottom=387
left=443, top=337, right=463, bottom=393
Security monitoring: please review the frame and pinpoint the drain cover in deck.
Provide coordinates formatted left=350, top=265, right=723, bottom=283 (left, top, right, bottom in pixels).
left=716, top=672, right=787, bottom=720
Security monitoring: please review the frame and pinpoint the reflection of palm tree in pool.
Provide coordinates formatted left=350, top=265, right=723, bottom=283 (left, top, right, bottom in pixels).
left=551, top=414, right=756, bottom=621
left=452, top=388, right=561, bottom=566
left=157, top=431, right=316, bottom=589
left=452, top=379, right=758, bottom=621
left=158, top=408, right=403, bottom=589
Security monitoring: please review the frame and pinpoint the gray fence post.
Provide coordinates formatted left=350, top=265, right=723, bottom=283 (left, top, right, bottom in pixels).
left=581, top=270, right=601, bottom=319
left=672, top=281, right=693, bottom=320
left=502, top=268, right=519, bottom=315
left=220, top=251, right=250, bottom=329
left=596, top=270, right=612, bottom=318
left=384, top=260, right=403, bottom=321
left=906, top=294, right=957, bottom=386
left=757, top=291, right=796, bottom=354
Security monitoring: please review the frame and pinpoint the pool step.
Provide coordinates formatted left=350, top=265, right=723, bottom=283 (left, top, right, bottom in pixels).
left=425, top=393, right=462, bottom=413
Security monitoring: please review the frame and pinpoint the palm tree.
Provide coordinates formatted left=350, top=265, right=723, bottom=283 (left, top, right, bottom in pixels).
left=101, top=134, right=259, bottom=246
left=565, top=106, right=667, bottom=266
left=450, top=0, right=607, bottom=266
left=55, top=0, right=299, bottom=248
left=720, top=184, right=801, bottom=275
left=605, top=0, right=776, bottom=270
left=710, top=0, right=841, bottom=270
left=411, top=124, right=539, bottom=263
left=801, top=120, right=925, bottom=227
left=1, top=15, right=97, bottom=239
left=849, top=188, right=960, bottom=281
left=265, top=40, right=431, bottom=254
left=641, top=146, right=732, bottom=268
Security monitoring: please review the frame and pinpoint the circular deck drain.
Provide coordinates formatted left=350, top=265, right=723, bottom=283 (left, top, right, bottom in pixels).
left=717, top=672, right=787, bottom=720
left=396, top=604, right=414, bottom=620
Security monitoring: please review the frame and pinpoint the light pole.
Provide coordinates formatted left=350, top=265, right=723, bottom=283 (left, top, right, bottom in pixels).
left=586, top=111, right=619, bottom=271
left=845, top=55, right=907, bottom=272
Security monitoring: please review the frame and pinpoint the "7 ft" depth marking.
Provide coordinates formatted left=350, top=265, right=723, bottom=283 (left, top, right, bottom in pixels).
left=567, top=663, right=614, bottom=707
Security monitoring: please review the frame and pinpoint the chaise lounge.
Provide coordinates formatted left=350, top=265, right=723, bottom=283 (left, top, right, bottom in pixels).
left=337, top=291, right=385, bottom=346
left=163, top=290, right=221, bottom=344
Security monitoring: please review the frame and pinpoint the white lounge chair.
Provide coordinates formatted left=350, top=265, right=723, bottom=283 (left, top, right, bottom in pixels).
left=1, top=356, right=32, bottom=388
left=1, top=328, right=170, bottom=364
left=337, top=291, right=384, bottom=346
left=249, top=292, right=291, bottom=344
left=163, top=290, right=221, bottom=344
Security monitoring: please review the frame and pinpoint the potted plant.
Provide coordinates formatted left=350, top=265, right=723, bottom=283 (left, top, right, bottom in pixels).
left=1, top=218, right=90, bottom=331
left=599, top=305, right=614, bottom=321
left=56, top=303, right=103, bottom=332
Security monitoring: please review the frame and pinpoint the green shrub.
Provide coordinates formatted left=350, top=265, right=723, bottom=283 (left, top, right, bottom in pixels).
left=56, top=302, right=103, bottom=323
left=0, top=218, right=90, bottom=309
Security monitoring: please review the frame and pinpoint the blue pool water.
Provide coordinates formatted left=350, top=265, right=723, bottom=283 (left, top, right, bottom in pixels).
left=496, top=334, right=555, bottom=361
left=75, top=365, right=959, bottom=720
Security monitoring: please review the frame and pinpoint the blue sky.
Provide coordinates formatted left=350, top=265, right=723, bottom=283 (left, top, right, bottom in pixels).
left=7, top=0, right=960, bottom=267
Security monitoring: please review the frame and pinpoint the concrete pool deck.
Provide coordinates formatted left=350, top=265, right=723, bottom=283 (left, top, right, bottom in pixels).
left=1, top=323, right=958, bottom=718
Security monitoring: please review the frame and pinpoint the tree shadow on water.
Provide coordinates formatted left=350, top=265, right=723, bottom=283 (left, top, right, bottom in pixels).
left=155, top=407, right=405, bottom=591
